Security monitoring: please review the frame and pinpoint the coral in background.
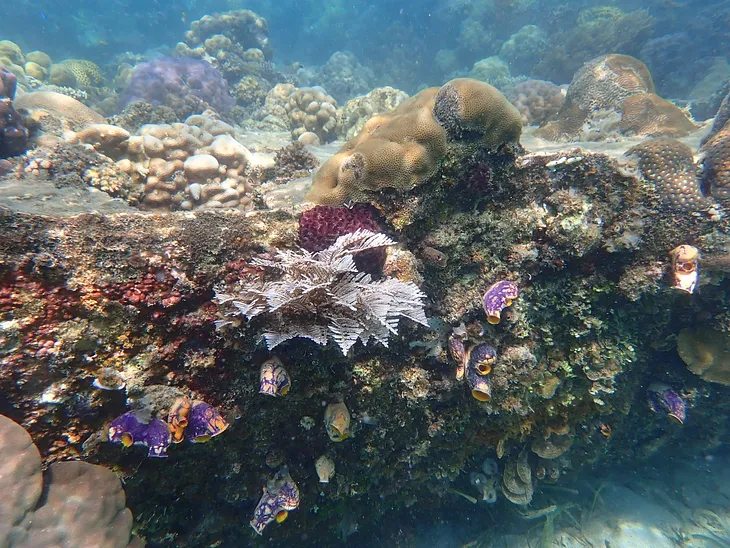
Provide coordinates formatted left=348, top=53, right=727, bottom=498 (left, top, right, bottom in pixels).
left=50, top=59, right=103, bottom=88
left=304, top=51, right=375, bottom=104
left=468, top=57, right=515, bottom=91
left=340, top=86, right=409, bottom=140
left=215, top=229, right=428, bottom=354
left=506, top=79, right=565, bottom=126
left=184, top=9, right=272, bottom=60
left=120, top=57, right=234, bottom=119
left=535, top=54, right=698, bottom=141
left=534, top=7, right=654, bottom=84
left=284, top=87, right=339, bottom=143
left=499, top=25, right=548, bottom=76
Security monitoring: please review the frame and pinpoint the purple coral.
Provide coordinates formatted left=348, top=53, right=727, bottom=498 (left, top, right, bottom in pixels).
left=647, top=383, right=686, bottom=425
left=120, top=57, right=234, bottom=116
left=483, top=280, right=519, bottom=325
left=108, top=412, right=171, bottom=457
left=0, top=66, right=28, bottom=159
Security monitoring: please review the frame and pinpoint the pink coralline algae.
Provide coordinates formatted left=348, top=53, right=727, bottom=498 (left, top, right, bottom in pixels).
left=483, top=280, right=519, bottom=325
left=647, top=383, right=686, bottom=425
left=108, top=412, right=172, bottom=457
left=0, top=65, right=29, bottom=158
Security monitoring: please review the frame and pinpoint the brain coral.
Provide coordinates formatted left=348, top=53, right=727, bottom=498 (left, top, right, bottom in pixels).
left=307, top=78, right=521, bottom=205
left=120, top=57, right=234, bottom=118
left=185, top=9, right=272, bottom=60
left=535, top=54, right=698, bottom=141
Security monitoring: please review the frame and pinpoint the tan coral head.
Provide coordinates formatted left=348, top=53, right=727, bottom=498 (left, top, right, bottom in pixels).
left=669, top=244, right=699, bottom=294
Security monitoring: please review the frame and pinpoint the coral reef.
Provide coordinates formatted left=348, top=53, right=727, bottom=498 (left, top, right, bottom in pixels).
left=677, top=326, right=730, bottom=385
left=499, top=25, right=548, bottom=76
left=307, top=78, right=521, bottom=211
left=534, top=7, right=655, bottom=84
left=339, top=86, right=409, bottom=140
left=120, top=57, right=234, bottom=118
left=50, top=59, right=103, bottom=88
left=284, top=86, right=339, bottom=143
left=506, top=79, right=565, bottom=126
left=184, top=9, right=272, bottom=61
left=306, top=51, right=375, bottom=104
left=536, top=54, right=699, bottom=142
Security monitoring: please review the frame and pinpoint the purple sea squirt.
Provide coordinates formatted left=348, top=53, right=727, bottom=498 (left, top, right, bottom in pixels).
left=250, top=467, right=300, bottom=535
left=467, top=343, right=497, bottom=376
left=466, top=344, right=497, bottom=401
left=647, top=382, right=686, bottom=424
left=186, top=400, right=229, bottom=443
left=108, top=412, right=171, bottom=457
left=483, top=280, right=519, bottom=325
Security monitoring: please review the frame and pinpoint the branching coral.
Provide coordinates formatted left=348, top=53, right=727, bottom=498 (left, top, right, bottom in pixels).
left=214, top=229, right=428, bottom=353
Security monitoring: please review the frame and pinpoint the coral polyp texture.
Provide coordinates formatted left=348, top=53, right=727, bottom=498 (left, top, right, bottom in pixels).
left=307, top=77, right=521, bottom=212
left=284, top=86, right=339, bottom=143
left=535, top=54, right=698, bottom=141
left=184, top=9, right=272, bottom=61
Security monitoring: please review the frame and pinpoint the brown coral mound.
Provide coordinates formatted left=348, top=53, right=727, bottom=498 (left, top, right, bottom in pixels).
left=677, top=326, right=730, bottom=385
left=535, top=54, right=698, bottom=141
left=626, top=138, right=708, bottom=210
left=433, top=78, right=522, bottom=146
left=307, top=78, right=521, bottom=205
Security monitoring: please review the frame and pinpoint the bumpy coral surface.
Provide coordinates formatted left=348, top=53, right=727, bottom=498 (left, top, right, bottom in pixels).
left=507, top=79, right=565, bottom=126
left=339, top=86, right=409, bottom=140
left=284, top=87, right=339, bottom=143
left=50, top=59, right=103, bottom=88
left=184, top=9, right=272, bottom=60
left=120, top=57, right=234, bottom=118
left=535, top=54, right=698, bottom=141
left=308, top=78, right=521, bottom=210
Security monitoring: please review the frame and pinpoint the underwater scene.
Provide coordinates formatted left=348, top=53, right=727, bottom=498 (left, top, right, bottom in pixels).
left=3, top=0, right=730, bottom=546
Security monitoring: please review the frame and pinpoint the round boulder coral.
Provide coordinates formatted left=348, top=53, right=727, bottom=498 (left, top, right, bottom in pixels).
left=535, top=54, right=698, bottom=141
left=507, top=79, right=565, bottom=126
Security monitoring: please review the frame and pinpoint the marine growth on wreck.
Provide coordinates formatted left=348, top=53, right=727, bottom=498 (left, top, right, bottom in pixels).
left=2, top=1, right=730, bottom=546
